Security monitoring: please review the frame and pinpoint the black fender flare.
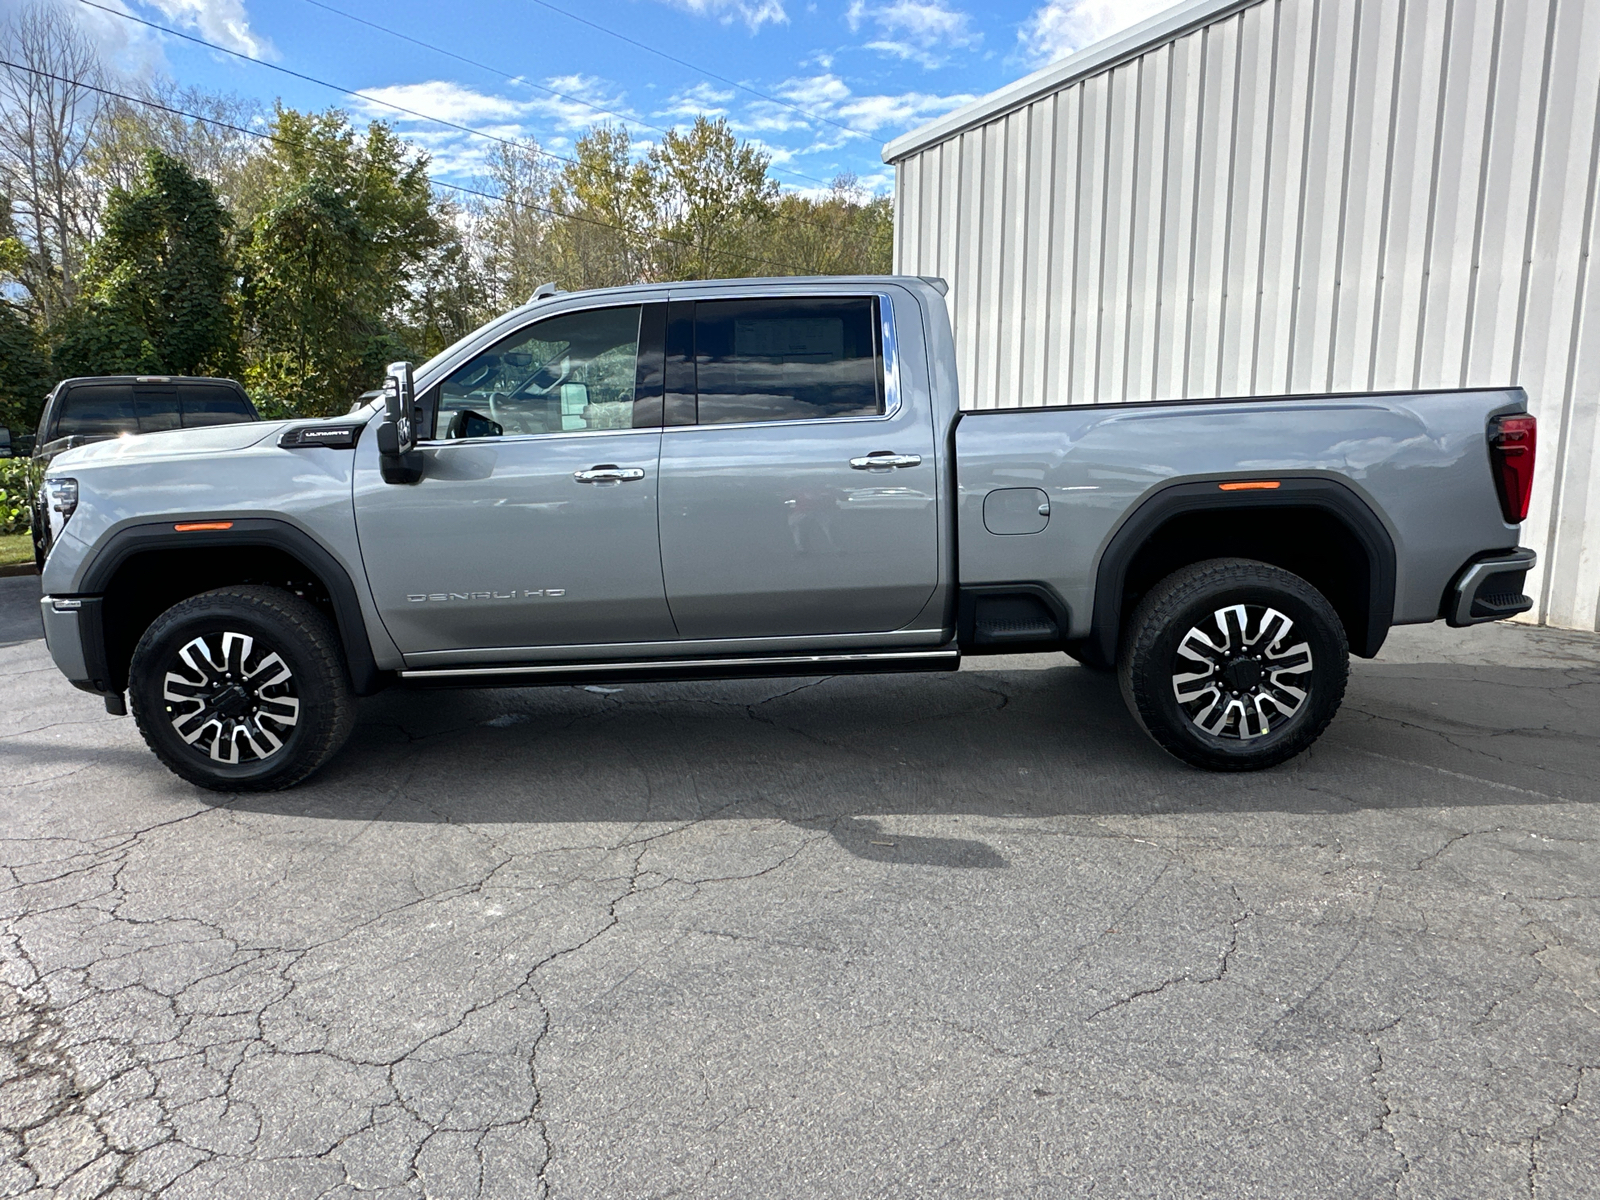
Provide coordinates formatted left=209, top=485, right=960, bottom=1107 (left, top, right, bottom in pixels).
left=1081, top=477, right=1397, bottom=667
left=75, top=517, right=385, bottom=695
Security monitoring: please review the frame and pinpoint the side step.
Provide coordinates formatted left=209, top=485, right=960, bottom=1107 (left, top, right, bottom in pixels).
left=398, top=648, right=961, bottom=688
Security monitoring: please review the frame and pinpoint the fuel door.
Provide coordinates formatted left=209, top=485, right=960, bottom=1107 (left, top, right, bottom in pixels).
left=983, top=487, right=1049, bottom=535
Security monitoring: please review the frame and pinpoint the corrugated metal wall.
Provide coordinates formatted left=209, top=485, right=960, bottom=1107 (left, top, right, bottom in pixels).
left=892, top=0, right=1600, bottom=631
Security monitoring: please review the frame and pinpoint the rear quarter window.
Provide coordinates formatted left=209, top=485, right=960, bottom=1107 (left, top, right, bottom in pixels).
left=180, top=387, right=257, bottom=427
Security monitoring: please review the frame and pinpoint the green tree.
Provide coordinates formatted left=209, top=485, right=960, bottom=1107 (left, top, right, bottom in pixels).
left=52, top=149, right=237, bottom=380
left=240, top=108, right=453, bottom=416
left=765, top=174, right=893, bottom=276
left=543, top=126, right=656, bottom=290
left=649, top=116, right=776, bottom=279
left=0, top=300, right=50, bottom=434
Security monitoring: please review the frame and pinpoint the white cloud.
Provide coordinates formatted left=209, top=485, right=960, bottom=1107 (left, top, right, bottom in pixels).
left=51, top=0, right=167, bottom=78
left=738, top=72, right=972, bottom=147
left=528, top=74, right=640, bottom=133
left=652, top=0, right=788, bottom=33
left=838, top=88, right=975, bottom=133
left=659, top=81, right=736, bottom=120
left=140, top=0, right=275, bottom=59
left=1017, top=0, right=1175, bottom=69
left=355, top=80, right=530, bottom=126
left=846, top=0, right=980, bottom=68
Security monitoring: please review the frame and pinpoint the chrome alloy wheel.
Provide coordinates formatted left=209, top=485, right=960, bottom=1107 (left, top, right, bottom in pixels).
left=1171, top=603, right=1314, bottom=740
left=162, top=631, right=300, bottom=764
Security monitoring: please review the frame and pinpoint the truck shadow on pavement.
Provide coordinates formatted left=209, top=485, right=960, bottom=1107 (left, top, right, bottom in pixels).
left=175, top=653, right=1600, bottom=870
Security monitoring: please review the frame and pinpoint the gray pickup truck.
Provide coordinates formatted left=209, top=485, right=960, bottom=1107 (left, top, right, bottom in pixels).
left=35, top=276, right=1538, bottom=791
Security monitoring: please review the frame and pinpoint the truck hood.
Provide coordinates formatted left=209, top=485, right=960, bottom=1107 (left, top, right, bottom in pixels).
left=48, top=420, right=290, bottom=470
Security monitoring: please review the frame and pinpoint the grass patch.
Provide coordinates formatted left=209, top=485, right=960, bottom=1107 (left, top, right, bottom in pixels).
left=0, top=531, right=34, bottom=567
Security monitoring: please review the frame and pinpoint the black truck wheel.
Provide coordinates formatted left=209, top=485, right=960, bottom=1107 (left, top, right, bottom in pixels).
left=1118, top=558, right=1349, bottom=771
left=129, top=586, right=355, bottom=792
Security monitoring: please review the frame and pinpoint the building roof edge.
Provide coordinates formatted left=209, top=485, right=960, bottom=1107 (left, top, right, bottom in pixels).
left=881, top=0, right=1262, bottom=165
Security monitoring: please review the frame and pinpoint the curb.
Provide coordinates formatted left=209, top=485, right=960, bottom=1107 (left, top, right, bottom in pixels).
left=0, top=563, right=39, bottom=579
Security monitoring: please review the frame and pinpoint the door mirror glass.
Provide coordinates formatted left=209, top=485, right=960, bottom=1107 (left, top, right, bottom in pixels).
left=444, top=409, right=504, bottom=440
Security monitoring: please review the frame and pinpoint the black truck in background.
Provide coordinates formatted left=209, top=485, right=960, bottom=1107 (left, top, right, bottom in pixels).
left=30, top=376, right=258, bottom=568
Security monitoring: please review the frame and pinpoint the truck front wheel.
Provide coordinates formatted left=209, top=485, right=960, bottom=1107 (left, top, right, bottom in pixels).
left=128, top=586, right=356, bottom=791
left=1118, top=558, right=1349, bottom=771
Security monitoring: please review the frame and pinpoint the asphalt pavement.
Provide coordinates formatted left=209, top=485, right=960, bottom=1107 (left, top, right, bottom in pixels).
left=3, top=571, right=1599, bottom=1199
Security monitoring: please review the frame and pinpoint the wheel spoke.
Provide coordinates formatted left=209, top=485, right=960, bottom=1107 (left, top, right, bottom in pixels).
left=1171, top=603, right=1315, bottom=742
left=163, top=629, right=298, bottom=766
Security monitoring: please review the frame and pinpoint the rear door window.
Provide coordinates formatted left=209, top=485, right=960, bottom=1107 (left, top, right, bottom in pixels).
left=180, top=387, right=256, bottom=427
left=692, top=297, right=884, bottom=425
left=53, top=385, right=137, bottom=440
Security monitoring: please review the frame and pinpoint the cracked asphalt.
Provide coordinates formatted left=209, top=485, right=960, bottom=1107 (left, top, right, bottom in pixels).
left=2, top=571, right=1600, bottom=1198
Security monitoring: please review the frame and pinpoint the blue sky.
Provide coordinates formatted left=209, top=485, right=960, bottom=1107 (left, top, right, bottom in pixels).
left=68, top=0, right=1176, bottom=194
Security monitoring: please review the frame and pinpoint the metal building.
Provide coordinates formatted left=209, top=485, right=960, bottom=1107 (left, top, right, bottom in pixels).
left=884, top=0, right=1600, bottom=631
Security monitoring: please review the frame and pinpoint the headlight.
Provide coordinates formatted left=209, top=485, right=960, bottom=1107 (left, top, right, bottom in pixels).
left=45, top=477, right=78, bottom=522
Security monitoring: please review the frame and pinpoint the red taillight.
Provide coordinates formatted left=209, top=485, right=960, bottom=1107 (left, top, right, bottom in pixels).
left=1489, top=414, right=1537, bottom=524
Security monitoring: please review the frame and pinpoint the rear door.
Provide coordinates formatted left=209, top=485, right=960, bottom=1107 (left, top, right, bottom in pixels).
left=655, top=292, right=939, bottom=639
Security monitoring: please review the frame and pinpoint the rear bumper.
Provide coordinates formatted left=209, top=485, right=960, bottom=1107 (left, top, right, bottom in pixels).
left=1446, top=547, right=1537, bottom=627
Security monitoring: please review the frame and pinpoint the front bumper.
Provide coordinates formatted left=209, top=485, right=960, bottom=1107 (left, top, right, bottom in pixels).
left=1446, top=547, right=1537, bottom=627
left=39, top=595, right=117, bottom=710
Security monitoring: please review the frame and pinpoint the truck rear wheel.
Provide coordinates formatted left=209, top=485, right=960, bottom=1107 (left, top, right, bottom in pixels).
left=129, top=586, right=355, bottom=792
left=1118, top=558, right=1348, bottom=771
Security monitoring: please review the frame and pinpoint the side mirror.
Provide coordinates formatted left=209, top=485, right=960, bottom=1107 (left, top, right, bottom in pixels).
left=375, top=361, right=424, bottom=484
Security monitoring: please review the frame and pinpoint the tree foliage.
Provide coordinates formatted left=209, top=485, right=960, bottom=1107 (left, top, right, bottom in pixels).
left=239, top=108, right=449, bottom=416
left=53, top=149, right=236, bottom=380
left=0, top=299, right=48, bottom=433
left=0, top=7, right=895, bottom=425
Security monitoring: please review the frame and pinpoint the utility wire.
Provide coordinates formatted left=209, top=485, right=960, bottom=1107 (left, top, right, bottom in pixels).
left=78, top=0, right=882, bottom=249
left=75, top=0, right=580, bottom=165
left=522, top=0, right=877, bottom=141
left=293, top=0, right=881, bottom=249
left=296, top=0, right=844, bottom=191
left=0, top=58, right=819, bottom=278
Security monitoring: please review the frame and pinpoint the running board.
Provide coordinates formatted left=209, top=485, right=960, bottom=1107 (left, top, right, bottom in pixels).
left=398, top=648, right=961, bottom=688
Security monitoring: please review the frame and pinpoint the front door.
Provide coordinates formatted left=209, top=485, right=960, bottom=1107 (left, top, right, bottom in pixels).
left=355, top=302, right=676, bottom=656
left=656, top=294, right=939, bottom=640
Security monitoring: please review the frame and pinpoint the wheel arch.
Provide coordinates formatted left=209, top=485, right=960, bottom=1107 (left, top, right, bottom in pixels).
left=1079, top=478, right=1397, bottom=668
left=75, top=519, right=385, bottom=696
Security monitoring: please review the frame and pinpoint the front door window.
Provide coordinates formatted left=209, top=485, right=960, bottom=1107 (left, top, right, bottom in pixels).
left=436, top=305, right=643, bottom=438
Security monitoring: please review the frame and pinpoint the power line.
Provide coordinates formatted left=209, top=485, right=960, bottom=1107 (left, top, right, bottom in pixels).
left=76, top=0, right=881, bottom=250
left=74, top=0, right=580, bottom=165
left=292, top=0, right=882, bottom=249
left=0, top=58, right=821, bottom=278
left=522, top=0, right=877, bottom=142
left=296, top=0, right=845, bottom=191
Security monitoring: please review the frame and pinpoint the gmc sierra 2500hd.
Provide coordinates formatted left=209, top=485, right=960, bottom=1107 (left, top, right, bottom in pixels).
left=35, top=276, right=1538, bottom=791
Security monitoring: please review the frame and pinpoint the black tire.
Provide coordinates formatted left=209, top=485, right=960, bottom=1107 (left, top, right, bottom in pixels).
left=1118, top=558, right=1348, bottom=771
left=129, top=586, right=356, bottom=791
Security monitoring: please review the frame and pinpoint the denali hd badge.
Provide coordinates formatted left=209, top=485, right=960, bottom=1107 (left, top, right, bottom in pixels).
left=406, top=589, right=566, bottom=602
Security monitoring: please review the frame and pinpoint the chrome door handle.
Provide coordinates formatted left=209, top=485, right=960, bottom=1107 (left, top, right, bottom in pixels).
left=574, top=465, right=646, bottom=483
left=849, top=452, right=922, bottom=470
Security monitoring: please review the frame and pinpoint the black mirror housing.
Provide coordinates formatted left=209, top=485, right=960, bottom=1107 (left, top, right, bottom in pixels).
left=378, top=361, right=424, bottom=484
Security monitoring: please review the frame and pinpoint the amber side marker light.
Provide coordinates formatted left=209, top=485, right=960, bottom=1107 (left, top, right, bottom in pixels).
left=173, top=521, right=234, bottom=532
left=1218, top=480, right=1281, bottom=491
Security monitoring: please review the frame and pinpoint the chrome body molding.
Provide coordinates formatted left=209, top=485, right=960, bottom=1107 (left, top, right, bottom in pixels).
left=399, top=647, right=960, bottom=683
